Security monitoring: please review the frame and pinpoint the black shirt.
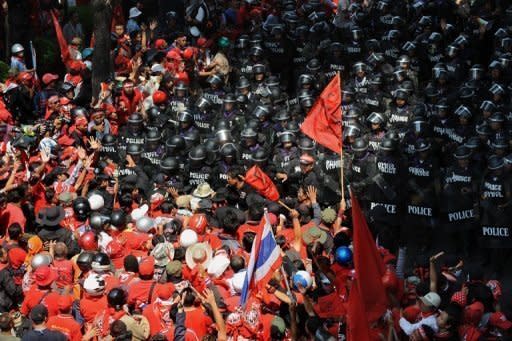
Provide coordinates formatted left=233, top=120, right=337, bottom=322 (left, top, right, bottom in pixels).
left=22, top=328, right=67, bottom=341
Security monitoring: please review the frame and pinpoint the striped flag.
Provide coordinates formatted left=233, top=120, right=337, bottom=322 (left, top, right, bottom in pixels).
left=240, top=210, right=282, bottom=306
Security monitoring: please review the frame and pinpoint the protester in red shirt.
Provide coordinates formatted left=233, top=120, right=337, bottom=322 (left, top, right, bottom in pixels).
left=47, top=295, right=82, bottom=341
left=21, top=265, right=61, bottom=317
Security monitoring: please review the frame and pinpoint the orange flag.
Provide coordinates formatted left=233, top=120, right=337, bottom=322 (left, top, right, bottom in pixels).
left=50, top=10, right=70, bottom=65
left=300, top=74, right=342, bottom=154
left=347, top=194, right=388, bottom=340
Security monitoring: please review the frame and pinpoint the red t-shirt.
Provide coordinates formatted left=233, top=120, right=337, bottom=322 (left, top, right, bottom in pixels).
left=0, top=203, right=26, bottom=233
left=80, top=294, right=108, bottom=323
left=21, top=288, right=60, bottom=317
left=52, top=259, right=74, bottom=288
left=184, top=307, right=213, bottom=339
left=47, top=314, right=83, bottom=341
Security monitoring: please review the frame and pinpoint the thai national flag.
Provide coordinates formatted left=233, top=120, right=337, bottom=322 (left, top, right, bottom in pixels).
left=240, top=210, right=282, bottom=306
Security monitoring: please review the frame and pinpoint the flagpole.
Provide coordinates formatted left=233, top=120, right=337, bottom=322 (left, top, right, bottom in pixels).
left=338, top=72, right=345, bottom=202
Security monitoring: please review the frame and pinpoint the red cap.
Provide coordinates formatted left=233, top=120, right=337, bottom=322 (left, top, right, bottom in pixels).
left=155, top=39, right=167, bottom=49
left=490, top=312, right=512, bottom=330
left=8, top=247, right=27, bottom=269
left=152, top=90, right=167, bottom=105
left=106, top=240, right=125, bottom=259
left=57, top=295, right=74, bottom=311
left=166, top=50, right=182, bottom=61
left=139, top=256, right=155, bottom=276
left=34, top=265, right=57, bottom=287
left=183, top=47, right=195, bottom=59
left=196, top=37, right=207, bottom=47
left=402, top=305, right=421, bottom=323
left=42, top=73, right=59, bottom=85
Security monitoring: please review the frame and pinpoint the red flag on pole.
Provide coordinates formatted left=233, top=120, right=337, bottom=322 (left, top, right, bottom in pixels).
left=50, top=10, right=70, bottom=65
left=347, top=194, right=388, bottom=340
left=300, top=74, right=343, bottom=154
left=347, top=279, right=372, bottom=341
left=245, top=165, right=280, bottom=201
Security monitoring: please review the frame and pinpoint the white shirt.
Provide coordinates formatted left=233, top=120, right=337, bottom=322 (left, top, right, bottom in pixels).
left=399, top=314, right=439, bottom=336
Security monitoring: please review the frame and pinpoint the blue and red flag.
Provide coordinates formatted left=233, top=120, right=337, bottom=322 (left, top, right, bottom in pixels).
left=240, top=210, right=282, bottom=306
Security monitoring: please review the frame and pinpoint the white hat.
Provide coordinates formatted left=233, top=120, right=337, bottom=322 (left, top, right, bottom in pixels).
left=180, top=229, right=198, bottom=248
left=131, top=204, right=149, bottom=221
left=193, top=182, right=215, bottom=198
left=88, top=194, right=104, bottom=211
left=420, top=292, right=441, bottom=308
left=207, top=254, right=230, bottom=278
left=231, top=271, right=246, bottom=294
left=129, top=7, right=142, bottom=19
left=185, top=242, right=212, bottom=269
left=136, top=216, right=155, bottom=232
left=150, top=63, right=165, bottom=74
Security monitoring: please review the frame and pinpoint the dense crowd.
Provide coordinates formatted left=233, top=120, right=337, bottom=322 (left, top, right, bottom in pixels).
left=0, top=0, right=512, bottom=340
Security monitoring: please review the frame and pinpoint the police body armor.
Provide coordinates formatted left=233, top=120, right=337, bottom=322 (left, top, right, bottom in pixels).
left=369, top=154, right=402, bottom=216
left=479, top=172, right=511, bottom=248
left=441, top=165, right=477, bottom=228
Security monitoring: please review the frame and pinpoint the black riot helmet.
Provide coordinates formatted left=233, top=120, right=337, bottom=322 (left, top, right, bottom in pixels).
left=102, top=134, right=116, bottom=148
left=220, top=143, right=238, bottom=160
left=251, top=148, right=268, bottom=164
left=285, top=121, right=300, bottom=134
left=128, top=112, right=144, bottom=125
left=195, top=96, right=213, bottom=112
left=414, top=139, right=431, bottom=153
left=160, top=156, right=180, bottom=173
left=166, top=135, right=186, bottom=156
left=145, top=129, right=161, bottom=143
left=77, top=251, right=95, bottom=272
left=147, top=106, right=161, bottom=123
left=107, top=288, right=126, bottom=309
left=298, top=137, right=315, bottom=152
left=454, top=145, right=471, bottom=160
left=367, top=112, right=387, bottom=126
left=178, top=110, right=194, bottom=124
left=127, top=113, right=144, bottom=133
left=188, top=145, right=207, bottom=161
left=379, top=138, right=396, bottom=152
left=110, top=210, right=127, bottom=229
left=279, top=131, right=296, bottom=144
left=127, top=144, right=143, bottom=156
left=73, top=197, right=91, bottom=221
left=183, top=129, right=200, bottom=149
left=352, top=137, right=368, bottom=153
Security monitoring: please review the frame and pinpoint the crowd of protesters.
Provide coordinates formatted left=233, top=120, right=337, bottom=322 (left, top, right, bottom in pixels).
left=0, top=0, right=511, bottom=340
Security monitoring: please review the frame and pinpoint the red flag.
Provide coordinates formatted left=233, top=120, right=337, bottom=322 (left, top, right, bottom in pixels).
left=347, top=195, right=387, bottom=339
left=347, top=280, right=372, bottom=341
left=300, top=74, right=342, bottom=154
left=245, top=165, right=280, bottom=201
left=50, top=10, right=70, bottom=65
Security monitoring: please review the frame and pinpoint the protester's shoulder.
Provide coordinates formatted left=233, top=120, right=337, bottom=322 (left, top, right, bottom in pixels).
left=21, top=329, right=66, bottom=341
